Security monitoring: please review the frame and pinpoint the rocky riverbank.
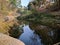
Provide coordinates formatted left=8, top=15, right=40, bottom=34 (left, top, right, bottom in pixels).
left=0, top=33, right=25, bottom=45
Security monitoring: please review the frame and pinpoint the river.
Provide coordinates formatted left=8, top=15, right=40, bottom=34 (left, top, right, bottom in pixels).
left=19, top=25, right=43, bottom=45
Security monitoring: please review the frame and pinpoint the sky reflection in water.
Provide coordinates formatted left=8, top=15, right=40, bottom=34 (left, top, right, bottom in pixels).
left=19, top=25, right=43, bottom=45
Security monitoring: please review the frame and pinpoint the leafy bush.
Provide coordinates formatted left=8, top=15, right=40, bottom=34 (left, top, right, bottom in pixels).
left=8, top=24, right=23, bottom=38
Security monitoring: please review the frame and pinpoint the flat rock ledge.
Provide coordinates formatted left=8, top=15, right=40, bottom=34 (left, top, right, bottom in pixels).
left=0, top=33, right=25, bottom=45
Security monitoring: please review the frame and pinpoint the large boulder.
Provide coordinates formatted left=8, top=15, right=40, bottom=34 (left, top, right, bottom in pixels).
left=0, top=33, right=25, bottom=45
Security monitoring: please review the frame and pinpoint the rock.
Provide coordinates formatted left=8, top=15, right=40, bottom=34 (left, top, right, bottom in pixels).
left=0, top=33, right=25, bottom=45
left=54, top=42, right=60, bottom=45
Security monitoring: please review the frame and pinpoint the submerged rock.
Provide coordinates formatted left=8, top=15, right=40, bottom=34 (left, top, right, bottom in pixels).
left=0, top=33, right=25, bottom=45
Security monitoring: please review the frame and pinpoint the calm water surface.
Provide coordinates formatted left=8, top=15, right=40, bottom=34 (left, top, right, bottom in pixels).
left=19, top=25, right=43, bottom=45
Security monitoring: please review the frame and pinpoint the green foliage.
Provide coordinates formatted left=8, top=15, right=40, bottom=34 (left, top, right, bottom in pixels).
left=9, top=0, right=16, bottom=6
left=8, top=24, right=23, bottom=38
left=19, top=11, right=60, bottom=29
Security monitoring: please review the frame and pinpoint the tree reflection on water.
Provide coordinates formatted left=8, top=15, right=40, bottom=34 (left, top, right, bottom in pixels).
left=19, top=25, right=43, bottom=45
left=29, top=23, right=60, bottom=45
